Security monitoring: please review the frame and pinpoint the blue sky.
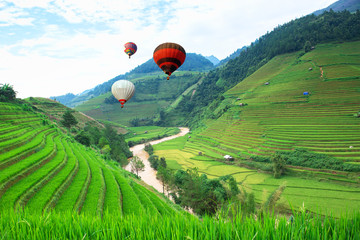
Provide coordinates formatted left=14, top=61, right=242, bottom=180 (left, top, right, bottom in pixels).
left=0, top=0, right=337, bottom=98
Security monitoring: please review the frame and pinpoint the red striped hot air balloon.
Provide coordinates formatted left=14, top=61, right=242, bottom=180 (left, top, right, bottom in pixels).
left=153, top=42, right=186, bottom=80
left=124, top=42, right=137, bottom=58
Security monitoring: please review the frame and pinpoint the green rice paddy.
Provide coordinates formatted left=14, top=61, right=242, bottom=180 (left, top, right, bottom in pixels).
left=0, top=102, right=178, bottom=217
left=153, top=41, right=360, bottom=217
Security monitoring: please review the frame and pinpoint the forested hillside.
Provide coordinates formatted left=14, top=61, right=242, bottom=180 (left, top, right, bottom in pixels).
left=166, top=10, right=360, bottom=127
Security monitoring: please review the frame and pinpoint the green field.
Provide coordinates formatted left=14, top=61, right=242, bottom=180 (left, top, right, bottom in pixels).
left=1, top=208, right=359, bottom=239
left=75, top=71, right=202, bottom=126
left=153, top=41, right=360, bottom=217
left=0, top=102, right=178, bottom=216
left=124, top=126, right=180, bottom=144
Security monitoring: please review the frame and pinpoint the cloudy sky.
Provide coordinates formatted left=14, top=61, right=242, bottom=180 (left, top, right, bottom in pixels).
left=1, top=0, right=337, bottom=99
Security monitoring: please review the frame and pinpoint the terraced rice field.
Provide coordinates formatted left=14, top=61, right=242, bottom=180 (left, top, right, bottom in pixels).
left=0, top=102, right=178, bottom=216
left=154, top=136, right=360, bottom=216
left=197, top=41, right=360, bottom=162
left=154, top=41, right=360, bottom=216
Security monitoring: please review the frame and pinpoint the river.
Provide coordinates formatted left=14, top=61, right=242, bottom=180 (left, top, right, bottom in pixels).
left=124, top=127, right=190, bottom=193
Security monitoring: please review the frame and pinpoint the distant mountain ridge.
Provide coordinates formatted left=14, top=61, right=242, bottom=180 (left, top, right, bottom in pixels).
left=205, top=55, right=220, bottom=65
left=51, top=53, right=214, bottom=107
left=313, top=0, right=360, bottom=15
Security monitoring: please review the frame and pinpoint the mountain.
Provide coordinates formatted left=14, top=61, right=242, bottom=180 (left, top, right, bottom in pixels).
left=313, top=0, right=360, bottom=15
left=167, top=9, right=360, bottom=127
left=217, top=46, right=248, bottom=66
left=52, top=53, right=214, bottom=108
left=75, top=71, right=203, bottom=126
left=205, top=55, right=220, bottom=65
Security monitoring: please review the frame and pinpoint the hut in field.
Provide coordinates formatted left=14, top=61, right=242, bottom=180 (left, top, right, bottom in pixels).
left=237, top=98, right=241, bottom=100
left=264, top=82, right=270, bottom=85
left=303, top=91, right=309, bottom=95
left=308, top=67, right=312, bottom=71
left=144, top=131, right=148, bottom=134
left=198, top=151, right=202, bottom=156
left=224, top=155, right=234, bottom=161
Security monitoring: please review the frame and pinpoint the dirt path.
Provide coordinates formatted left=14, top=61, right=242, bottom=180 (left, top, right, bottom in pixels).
left=125, top=127, right=190, bottom=193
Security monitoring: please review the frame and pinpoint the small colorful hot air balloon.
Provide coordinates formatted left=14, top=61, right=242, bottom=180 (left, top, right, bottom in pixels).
left=124, top=42, right=137, bottom=58
left=111, top=80, right=135, bottom=108
left=153, top=42, right=186, bottom=80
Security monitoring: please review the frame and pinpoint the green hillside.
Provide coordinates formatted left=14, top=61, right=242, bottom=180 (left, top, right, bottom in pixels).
left=153, top=41, right=360, bottom=216
left=0, top=101, right=179, bottom=216
left=199, top=41, right=360, bottom=162
left=75, top=71, right=203, bottom=126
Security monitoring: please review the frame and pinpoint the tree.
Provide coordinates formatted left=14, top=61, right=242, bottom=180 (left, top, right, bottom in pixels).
left=156, top=166, right=170, bottom=194
left=0, top=83, right=16, bottom=102
left=159, top=157, right=167, bottom=168
left=271, top=153, right=286, bottom=178
left=144, top=143, right=153, bottom=155
left=75, top=131, right=91, bottom=146
left=304, top=40, right=312, bottom=52
left=61, top=110, right=78, bottom=129
left=130, top=156, right=145, bottom=177
left=148, top=155, right=159, bottom=170
left=103, top=124, right=132, bottom=166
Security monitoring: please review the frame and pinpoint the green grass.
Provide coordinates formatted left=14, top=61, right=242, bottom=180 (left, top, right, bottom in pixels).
left=75, top=72, right=201, bottom=126
left=125, top=126, right=180, bottom=143
left=112, top=172, right=144, bottom=215
left=0, top=101, right=180, bottom=217
left=0, top=208, right=359, bottom=239
left=151, top=41, right=360, bottom=217
left=54, top=142, right=91, bottom=212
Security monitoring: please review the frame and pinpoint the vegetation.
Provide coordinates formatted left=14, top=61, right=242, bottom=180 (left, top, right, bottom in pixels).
left=60, top=110, right=78, bottom=129
left=1, top=208, right=359, bottom=240
left=271, top=153, right=287, bottom=178
left=0, top=83, right=16, bottom=102
left=0, top=101, right=176, bottom=218
left=167, top=10, right=360, bottom=127
left=130, top=156, right=145, bottom=177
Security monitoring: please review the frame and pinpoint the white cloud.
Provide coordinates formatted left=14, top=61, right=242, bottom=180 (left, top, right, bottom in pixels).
left=1, top=0, right=339, bottom=99
left=0, top=5, right=34, bottom=26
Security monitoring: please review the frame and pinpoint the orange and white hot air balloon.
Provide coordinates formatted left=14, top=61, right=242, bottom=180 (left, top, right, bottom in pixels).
left=111, top=80, right=135, bottom=108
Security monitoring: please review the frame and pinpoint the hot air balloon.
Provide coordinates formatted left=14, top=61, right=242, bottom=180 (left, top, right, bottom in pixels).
left=124, top=42, right=137, bottom=58
left=111, top=80, right=135, bottom=108
left=153, top=42, right=186, bottom=80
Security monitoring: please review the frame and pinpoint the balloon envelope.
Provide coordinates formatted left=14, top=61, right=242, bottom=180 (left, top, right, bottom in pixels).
left=153, top=42, right=186, bottom=80
left=124, top=42, right=137, bottom=58
left=111, top=80, right=135, bottom=108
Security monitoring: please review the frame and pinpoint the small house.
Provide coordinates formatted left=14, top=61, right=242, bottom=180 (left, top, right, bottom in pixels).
left=264, top=82, right=269, bottom=85
left=308, top=67, right=312, bottom=71
left=224, top=155, right=234, bottom=161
